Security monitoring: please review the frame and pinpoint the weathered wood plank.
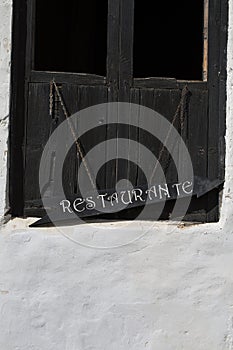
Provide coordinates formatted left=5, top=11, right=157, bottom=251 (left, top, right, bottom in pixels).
left=30, top=71, right=106, bottom=85
left=26, top=83, right=52, bottom=146
left=188, top=89, right=208, bottom=180
left=106, top=0, right=120, bottom=87
left=134, top=77, right=178, bottom=89
left=137, top=88, right=155, bottom=186
left=119, top=0, right=134, bottom=99
left=207, top=0, right=222, bottom=221
left=128, top=88, right=140, bottom=187
left=24, top=146, right=42, bottom=202
left=203, top=0, right=209, bottom=81
left=218, top=0, right=228, bottom=182
left=117, top=0, right=135, bottom=183
left=78, top=85, right=108, bottom=192
left=9, top=0, right=27, bottom=216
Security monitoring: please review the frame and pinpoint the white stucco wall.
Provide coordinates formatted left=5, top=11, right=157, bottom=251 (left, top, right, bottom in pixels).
left=1, top=1, right=233, bottom=349
left=0, top=0, right=11, bottom=218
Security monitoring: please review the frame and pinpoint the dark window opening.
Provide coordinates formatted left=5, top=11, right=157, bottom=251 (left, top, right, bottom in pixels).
left=34, top=0, right=108, bottom=76
left=133, top=0, right=205, bottom=80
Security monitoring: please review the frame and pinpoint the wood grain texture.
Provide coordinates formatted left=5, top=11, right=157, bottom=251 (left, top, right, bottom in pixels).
left=10, top=0, right=228, bottom=223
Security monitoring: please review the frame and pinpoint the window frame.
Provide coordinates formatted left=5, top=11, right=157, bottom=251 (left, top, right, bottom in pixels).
left=9, top=0, right=228, bottom=222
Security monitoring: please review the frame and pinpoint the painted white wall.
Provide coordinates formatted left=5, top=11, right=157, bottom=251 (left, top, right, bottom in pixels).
left=0, top=0, right=11, bottom=218
left=1, top=0, right=233, bottom=349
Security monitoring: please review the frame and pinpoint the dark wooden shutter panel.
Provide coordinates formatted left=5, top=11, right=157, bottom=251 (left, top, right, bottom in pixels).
left=10, top=0, right=227, bottom=222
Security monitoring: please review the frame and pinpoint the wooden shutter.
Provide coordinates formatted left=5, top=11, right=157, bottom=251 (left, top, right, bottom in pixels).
left=10, top=0, right=228, bottom=222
